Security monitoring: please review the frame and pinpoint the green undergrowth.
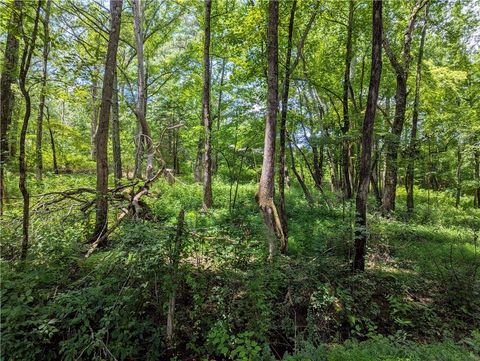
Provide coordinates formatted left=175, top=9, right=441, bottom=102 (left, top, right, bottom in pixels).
left=1, top=176, right=479, bottom=360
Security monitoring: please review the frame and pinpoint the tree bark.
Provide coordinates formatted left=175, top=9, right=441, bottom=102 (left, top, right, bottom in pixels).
left=19, top=1, right=42, bottom=259
left=353, top=0, right=382, bottom=271
left=92, top=0, right=123, bottom=242
left=35, top=0, right=51, bottom=182
left=0, top=0, right=23, bottom=215
left=406, top=6, right=428, bottom=214
left=278, top=0, right=297, bottom=253
left=474, top=150, right=480, bottom=208
left=455, top=144, right=462, bottom=208
left=112, top=70, right=122, bottom=184
left=133, top=0, right=153, bottom=179
left=381, top=0, right=428, bottom=214
left=91, top=68, right=99, bottom=160
left=202, top=0, right=213, bottom=210
left=46, top=107, right=58, bottom=174
left=258, top=0, right=285, bottom=261
left=342, top=0, right=354, bottom=200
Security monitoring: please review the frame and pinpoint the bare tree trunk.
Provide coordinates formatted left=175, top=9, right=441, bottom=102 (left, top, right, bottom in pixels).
left=278, top=0, right=297, bottom=253
left=213, top=58, right=226, bottom=174
left=474, top=150, right=480, bottom=208
left=112, top=70, right=122, bottom=184
left=133, top=0, right=153, bottom=179
left=35, top=0, right=51, bottom=182
left=202, top=0, right=213, bottom=210
left=19, top=1, right=42, bottom=259
left=353, top=0, right=382, bottom=271
left=46, top=107, right=58, bottom=174
left=455, top=144, right=462, bottom=208
left=341, top=0, right=354, bottom=200
left=166, top=209, right=185, bottom=346
left=258, top=0, right=285, bottom=261
left=0, top=0, right=23, bottom=215
left=91, top=69, right=99, bottom=160
left=92, top=0, right=123, bottom=242
left=381, top=0, right=428, bottom=214
left=406, top=6, right=428, bottom=214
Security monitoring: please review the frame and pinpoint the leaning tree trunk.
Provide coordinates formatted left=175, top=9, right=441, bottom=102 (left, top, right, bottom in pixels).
left=257, top=0, right=285, bottom=261
left=35, top=0, right=51, bottom=182
left=112, top=70, right=122, bottom=184
left=0, top=0, right=23, bottom=215
left=202, top=0, right=213, bottom=210
left=278, top=0, right=296, bottom=253
left=18, top=0, right=42, bottom=259
left=133, top=0, right=153, bottom=179
left=406, top=5, right=428, bottom=214
left=92, top=0, right=123, bottom=242
left=353, top=0, right=382, bottom=271
left=341, top=0, right=354, bottom=200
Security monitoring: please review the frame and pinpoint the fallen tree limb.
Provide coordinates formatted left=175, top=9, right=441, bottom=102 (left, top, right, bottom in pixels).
left=85, top=167, right=165, bottom=257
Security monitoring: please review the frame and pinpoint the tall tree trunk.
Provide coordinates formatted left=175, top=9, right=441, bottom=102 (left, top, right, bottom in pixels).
left=133, top=0, right=153, bottom=179
left=0, top=0, right=23, bottom=215
left=474, top=150, right=480, bottom=208
left=46, top=107, right=58, bottom=174
left=406, top=6, right=428, bottom=214
left=353, top=0, right=382, bottom=271
left=202, top=0, right=213, bottom=210
left=112, top=70, right=122, bottom=184
left=455, top=144, right=462, bottom=208
left=278, top=0, right=297, bottom=253
left=35, top=0, right=51, bottom=182
left=382, top=75, right=407, bottom=213
left=258, top=0, right=285, bottom=261
left=381, top=0, right=428, bottom=214
left=92, top=0, right=123, bottom=242
left=91, top=69, right=99, bottom=160
left=342, top=0, right=354, bottom=200
left=18, top=1, right=42, bottom=259
left=213, top=58, right=226, bottom=174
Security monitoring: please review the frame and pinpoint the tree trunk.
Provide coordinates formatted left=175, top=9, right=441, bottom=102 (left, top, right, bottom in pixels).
left=91, top=69, right=99, bottom=160
left=455, top=144, right=462, bottom=208
left=202, top=0, right=213, bottom=210
left=46, top=107, right=58, bottom=174
left=341, top=0, right=354, bottom=200
left=133, top=0, right=153, bottom=179
left=0, top=0, right=23, bottom=215
left=382, top=75, right=406, bottom=214
left=258, top=0, right=285, bottom=261
left=406, top=6, right=428, bottom=214
left=381, top=0, right=428, bottom=214
left=278, top=0, right=297, bottom=253
left=112, top=70, right=122, bottom=184
left=213, top=58, right=226, bottom=174
left=353, top=0, right=382, bottom=272
left=18, top=0, right=42, bottom=259
left=474, top=150, right=480, bottom=208
left=35, top=0, right=51, bottom=182
left=92, top=0, right=123, bottom=242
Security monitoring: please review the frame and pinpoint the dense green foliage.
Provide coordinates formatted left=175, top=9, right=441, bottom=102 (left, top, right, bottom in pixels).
left=1, top=0, right=479, bottom=359
left=2, top=177, right=479, bottom=359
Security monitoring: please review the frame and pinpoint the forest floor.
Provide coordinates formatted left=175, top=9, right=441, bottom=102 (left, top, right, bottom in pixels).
left=1, top=174, right=480, bottom=360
